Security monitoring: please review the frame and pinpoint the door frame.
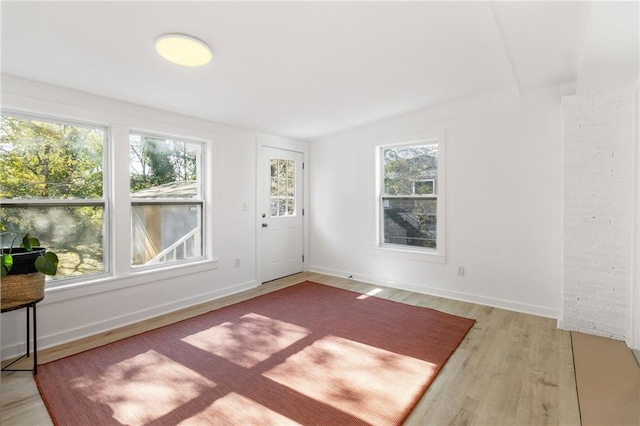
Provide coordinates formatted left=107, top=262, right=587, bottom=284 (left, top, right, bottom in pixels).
left=255, top=135, right=310, bottom=284
left=632, top=88, right=639, bottom=350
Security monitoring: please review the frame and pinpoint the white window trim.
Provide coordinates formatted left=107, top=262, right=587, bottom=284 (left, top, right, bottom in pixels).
left=372, top=130, right=446, bottom=263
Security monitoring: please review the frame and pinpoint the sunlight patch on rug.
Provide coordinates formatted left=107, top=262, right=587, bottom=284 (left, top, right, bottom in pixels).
left=178, top=392, right=302, bottom=426
left=264, top=335, right=437, bottom=425
left=182, top=312, right=310, bottom=368
left=70, top=350, right=216, bottom=425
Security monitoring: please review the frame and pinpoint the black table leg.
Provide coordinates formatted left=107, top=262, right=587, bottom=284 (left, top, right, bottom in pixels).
left=33, top=303, right=37, bottom=375
left=1, top=301, right=39, bottom=375
left=26, top=305, right=31, bottom=357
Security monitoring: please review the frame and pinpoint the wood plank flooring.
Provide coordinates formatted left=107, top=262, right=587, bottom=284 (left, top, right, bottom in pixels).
left=1, top=272, right=584, bottom=425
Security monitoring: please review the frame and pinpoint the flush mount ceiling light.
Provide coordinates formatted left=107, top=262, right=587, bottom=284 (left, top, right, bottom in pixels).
left=155, top=34, right=212, bottom=67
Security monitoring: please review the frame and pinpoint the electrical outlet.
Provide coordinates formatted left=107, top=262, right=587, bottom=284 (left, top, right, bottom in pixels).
left=235, top=258, right=240, bottom=268
left=457, top=267, right=465, bottom=277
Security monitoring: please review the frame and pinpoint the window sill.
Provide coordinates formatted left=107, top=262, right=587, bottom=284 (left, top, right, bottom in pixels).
left=42, top=258, right=220, bottom=304
left=370, top=246, right=446, bottom=264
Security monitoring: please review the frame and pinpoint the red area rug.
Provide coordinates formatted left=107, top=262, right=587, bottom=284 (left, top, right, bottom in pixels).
left=36, top=281, right=474, bottom=425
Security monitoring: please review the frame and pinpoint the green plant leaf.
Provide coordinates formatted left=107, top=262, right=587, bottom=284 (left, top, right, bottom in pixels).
left=1, top=254, right=13, bottom=277
left=35, top=252, right=58, bottom=276
left=20, top=235, right=40, bottom=251
left=21, top=234, right=32, bottom=250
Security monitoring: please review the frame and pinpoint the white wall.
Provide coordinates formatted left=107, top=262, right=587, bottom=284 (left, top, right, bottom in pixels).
left=0, top=75, right=307, bottom=359
left=560, top=1, right=639, bottom=346
left=309, top=86, right=564, bottom=318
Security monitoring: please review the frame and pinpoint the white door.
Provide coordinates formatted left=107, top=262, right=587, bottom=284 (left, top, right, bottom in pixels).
left=261, top=147, right=304, bottom=282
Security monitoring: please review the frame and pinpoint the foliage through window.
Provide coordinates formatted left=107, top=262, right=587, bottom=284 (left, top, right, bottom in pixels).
left=380, top=143, right=439, bottom=249
left=269, top=158, right=296, bottom=217
left=0, top=113, right=107, bottom=282
left=130, top=133, right=204, bottom=267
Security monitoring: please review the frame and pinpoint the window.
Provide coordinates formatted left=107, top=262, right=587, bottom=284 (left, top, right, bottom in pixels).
left=130, top=132, right=205, bottom=267
left=270, top=158, right=296, bottom=217
left=413, top=179, right=435, bottom=195
left=0, top=112, right=108, bottom=284
left=379, top=137, right=444, bottom=254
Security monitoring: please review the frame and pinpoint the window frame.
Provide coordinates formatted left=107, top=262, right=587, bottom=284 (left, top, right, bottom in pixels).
left=0, top=110, right=112, bottom=286
left=375, top=131, right=446, bottom=263
left=129, top=130, right=207, bottom=271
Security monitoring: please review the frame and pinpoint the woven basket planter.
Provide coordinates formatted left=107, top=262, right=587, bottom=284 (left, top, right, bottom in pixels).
left=1, top=248, right=47, bottom=310
left=1, top=273, right=45, bottom=310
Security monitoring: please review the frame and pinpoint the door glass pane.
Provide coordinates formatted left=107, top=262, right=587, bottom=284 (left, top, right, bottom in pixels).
left=287, top=179, right=295, bottom=196
left=286, top=160, right=295, bottom=178
left=269, top=157, right=296, bottom=217
left=278, top=159, right=287, bottom=179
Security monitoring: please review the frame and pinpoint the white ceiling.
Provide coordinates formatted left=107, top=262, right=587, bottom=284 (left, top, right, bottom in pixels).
left=1, top=1, right=594, bottom=140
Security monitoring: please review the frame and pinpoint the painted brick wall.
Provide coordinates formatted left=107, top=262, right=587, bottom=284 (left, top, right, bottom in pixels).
left=563, top=87, right=635, bottom=340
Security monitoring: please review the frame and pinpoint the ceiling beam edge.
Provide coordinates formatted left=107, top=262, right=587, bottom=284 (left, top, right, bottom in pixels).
left=489, top=1, right=523, bottom=95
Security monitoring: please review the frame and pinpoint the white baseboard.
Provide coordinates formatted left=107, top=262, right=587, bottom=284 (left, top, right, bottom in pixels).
left=308, top=265, right=560, bottom=320
left=1, top=279, right=257, bottom=361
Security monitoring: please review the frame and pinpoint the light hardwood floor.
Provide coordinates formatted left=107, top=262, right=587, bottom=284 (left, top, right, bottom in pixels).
left=2, top=272, right=581, bottom=425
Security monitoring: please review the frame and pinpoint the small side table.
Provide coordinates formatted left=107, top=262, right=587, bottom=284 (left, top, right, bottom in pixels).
left=1, top=297, right=43, bottom=375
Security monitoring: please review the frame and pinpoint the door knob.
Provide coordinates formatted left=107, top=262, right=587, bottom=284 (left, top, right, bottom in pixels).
left=262, top=223, right=268, bottom=228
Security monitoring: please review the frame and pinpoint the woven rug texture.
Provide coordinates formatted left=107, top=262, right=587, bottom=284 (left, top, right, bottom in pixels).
left=35, top=281, right=475, bottom=425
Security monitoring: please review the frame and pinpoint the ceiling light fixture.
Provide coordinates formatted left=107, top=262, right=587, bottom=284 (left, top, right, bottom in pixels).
left=155, top=34, right=212, bottom=67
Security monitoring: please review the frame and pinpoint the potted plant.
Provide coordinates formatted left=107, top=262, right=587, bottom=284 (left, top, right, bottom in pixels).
left=1, top=223, right=59, bottom=309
